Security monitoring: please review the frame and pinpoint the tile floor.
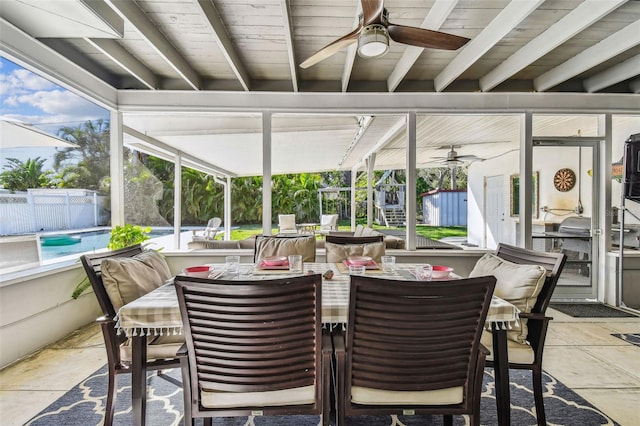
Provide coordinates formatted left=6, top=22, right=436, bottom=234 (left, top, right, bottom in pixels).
left=0, top=308, right=639, bottom=426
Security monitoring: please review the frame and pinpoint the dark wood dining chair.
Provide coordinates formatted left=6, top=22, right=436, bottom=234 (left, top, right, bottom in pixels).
left=325, top=234, right=384, bottom=245
left=333, top=275, right=496, bottom=426
left=80, top=245, right=182, bottom=426
left=174, top=274, right=331, bottom=425
left=485, top=243, right=567, bottom=426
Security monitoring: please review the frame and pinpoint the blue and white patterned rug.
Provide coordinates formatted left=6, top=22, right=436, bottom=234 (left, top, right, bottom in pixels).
left=26, top=366, right=617, bottom=426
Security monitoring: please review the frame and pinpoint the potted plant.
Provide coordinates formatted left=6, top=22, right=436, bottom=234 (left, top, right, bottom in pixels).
left=71, top=225, right=152, bottom=299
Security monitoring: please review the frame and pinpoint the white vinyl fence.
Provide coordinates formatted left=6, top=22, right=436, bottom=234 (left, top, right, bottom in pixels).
left=0, top=189, right=105, bottom=235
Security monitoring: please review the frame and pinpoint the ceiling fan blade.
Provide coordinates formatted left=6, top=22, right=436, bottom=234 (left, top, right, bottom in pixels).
left=299, top=27, right=361, bottom=69
left=361, top=0, right=384, bottom=25
left=387, top=24, right=470, bottom=50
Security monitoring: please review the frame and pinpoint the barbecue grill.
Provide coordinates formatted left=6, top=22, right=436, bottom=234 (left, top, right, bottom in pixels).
left=543, top=216, right=592, bottom=276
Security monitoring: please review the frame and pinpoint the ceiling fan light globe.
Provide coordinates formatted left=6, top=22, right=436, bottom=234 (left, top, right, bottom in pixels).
left=357, top=25, right=389, bottom=58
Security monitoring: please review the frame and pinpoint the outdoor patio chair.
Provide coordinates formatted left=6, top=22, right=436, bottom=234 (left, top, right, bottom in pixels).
left=277, top=214, right=298, bottom=234
left=192, top=217, right=222, bottom=241
left=254, top=235, right=316, bottom=263
left=472, top=243, right=567, bottom=426
left=333, top=275, right=496, bottom=426
left=325, top=234, right=384, bottom=245
left=174, top=274, right=331, bottom=425
left=80, top=245, right=182, bottom=426
left=316, top=214, right=339, bottom=235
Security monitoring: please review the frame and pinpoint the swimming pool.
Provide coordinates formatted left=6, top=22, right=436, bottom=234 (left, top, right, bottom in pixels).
left=39, top=229, right=174, bottom=261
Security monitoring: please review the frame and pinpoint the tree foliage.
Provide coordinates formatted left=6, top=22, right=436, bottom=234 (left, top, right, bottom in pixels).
left=0, top=157, right=51, bottom=191
left=53, top=119, right=110, bottom=193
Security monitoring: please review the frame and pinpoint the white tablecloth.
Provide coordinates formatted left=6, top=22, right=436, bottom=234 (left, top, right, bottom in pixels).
left=116, top=262, right=518, bottom=337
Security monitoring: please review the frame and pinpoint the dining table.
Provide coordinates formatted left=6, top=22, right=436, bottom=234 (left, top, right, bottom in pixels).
left=116, top=262, right=519, bottom=426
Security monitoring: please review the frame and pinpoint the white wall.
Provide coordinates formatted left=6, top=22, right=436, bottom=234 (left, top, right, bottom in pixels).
left=468, top=115, right=640, bottom=249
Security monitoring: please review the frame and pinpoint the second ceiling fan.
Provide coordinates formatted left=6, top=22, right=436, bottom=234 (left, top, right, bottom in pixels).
left=300, top=0, right=470, bottom=69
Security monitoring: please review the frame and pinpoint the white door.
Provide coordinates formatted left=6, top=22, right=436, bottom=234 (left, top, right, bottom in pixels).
left=485, top=175, right=505, bottom=249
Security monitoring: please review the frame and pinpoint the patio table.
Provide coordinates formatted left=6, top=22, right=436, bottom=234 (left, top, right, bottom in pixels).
left=117, top=263, right=518, bottom=426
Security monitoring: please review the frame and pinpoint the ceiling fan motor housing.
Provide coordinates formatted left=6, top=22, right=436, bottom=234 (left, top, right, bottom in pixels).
left=358, top=24, right=390, bottom=58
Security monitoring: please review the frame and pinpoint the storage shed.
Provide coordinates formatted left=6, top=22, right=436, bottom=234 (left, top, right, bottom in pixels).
left=421, top=190, right=467, bottom=226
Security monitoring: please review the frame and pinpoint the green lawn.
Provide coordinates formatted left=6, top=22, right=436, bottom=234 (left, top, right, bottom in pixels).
left=226, top=222, right=466, bottom=241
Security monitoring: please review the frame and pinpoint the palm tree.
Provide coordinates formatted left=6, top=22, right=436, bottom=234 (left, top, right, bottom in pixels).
left=0, top=157, right=51, bottom=191
left=54, top=119, right=110, bottom=192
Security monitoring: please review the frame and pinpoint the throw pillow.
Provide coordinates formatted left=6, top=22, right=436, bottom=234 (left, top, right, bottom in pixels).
left=255, top=236, right=316, bottom=262
left=101, top=250, right=172, bottom=311
left=325, top=241, right=386, bottom=264
left=469, top=253, right=546, bottom=344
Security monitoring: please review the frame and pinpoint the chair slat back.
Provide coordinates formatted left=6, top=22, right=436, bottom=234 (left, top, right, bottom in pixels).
left=175, top=274, right=322, bottom=393
left=346, top=276, right=495, bottom=393
left=80, top=244, right=143, bottom=318
left=496, top=243, right=567, bottom=314
left=325, top=235, right=384, bottom=245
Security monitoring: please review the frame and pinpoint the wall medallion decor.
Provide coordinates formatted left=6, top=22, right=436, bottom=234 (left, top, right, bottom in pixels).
left=553, top=168, right=576, bottom=192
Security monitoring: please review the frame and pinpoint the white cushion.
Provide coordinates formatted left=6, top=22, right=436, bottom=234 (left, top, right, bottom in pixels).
left=278, top=214, right=297, bottom=232
left=201, top=385, right=315, bottom=408
left=325, top=241, right=386, bottom=263
left=255, top=236, right=316, bottom=262
left=351, top=385, right=463, bottom=405
left=469, top=253, right=546, bottom=344
left=120, top=333, right=183, bottom=362
left=481, top=330, right=535, bottom=365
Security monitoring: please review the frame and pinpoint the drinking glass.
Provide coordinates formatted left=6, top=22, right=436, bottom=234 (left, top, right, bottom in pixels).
left=381, top=255, right=396, bottom=273
left=225, top=255, right=240, bottom=274
left=416, top=264, right=433, bottom=281
left=288, top=255, right=303, bottom=273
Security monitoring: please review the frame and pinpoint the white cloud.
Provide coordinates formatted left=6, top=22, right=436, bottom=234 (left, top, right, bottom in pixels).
left=0, top=68, right=55, bottom=97
left=1, top=64, right=107, bottom=129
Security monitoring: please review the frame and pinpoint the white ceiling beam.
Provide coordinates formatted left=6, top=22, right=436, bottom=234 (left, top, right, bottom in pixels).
left=584, top=54, right=640, bottom=93
left=280, top=0, right=298, bottom=92
left=360, top=116, right=407, bottom=161
left=341, top=1, right=362, bottom=93
left=535, top=20, right=640, bottom=92
left=117, top=90, right=640, bottom=114
left=434, top=0, right=544, bottom=92
left=387, top=0, right=459, bottom=92
left=480, top=0, right=626, bottom=92
left=85, top=38, right=158, bottom=90
left=124, top=125, right=235, bottom=177
left=106, top=0, right=201, bottom=90
left=0, top=18, right=118, bottom=109
left=630, top=79, right=640, bottom=94
left=196, top=0, right=251, bottom=91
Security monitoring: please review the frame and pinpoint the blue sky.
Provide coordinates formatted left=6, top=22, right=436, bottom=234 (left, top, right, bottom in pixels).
left=0, top=56, right=109, bottom=168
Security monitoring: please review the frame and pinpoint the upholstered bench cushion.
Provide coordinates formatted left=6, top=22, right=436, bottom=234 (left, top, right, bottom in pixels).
left=101, top=250, right=172, bottom=310
left=201, top=385, right=316, bottom=408
left=325, top=241, right=386, bottom=263
left=351, top=385, right=464, bottom=405
left=469, top=253, right=546, bottom=344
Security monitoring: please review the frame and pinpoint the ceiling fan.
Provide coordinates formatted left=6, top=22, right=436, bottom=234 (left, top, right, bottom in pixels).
left=434, top=145, right=485, bottom=168
left=299, top=0, right=470, bottom=69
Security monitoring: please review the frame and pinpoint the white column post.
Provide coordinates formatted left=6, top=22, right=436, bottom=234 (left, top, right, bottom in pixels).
left=406, top=111, right=417, bottom=251
left=366, top=154, right=376, bottom=227
left=519, top=111, right=533, bottom=249
left=110, top=110, right=125, bottom=226
left=351, top=165, right=358, bottom=231
left=262, top=111, right=272, bottom=236
left=173, top=153, right=182, bottom=249
left=599, top=114, right=613, bottom=305
left=225, top=176, right=232, bottom=240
